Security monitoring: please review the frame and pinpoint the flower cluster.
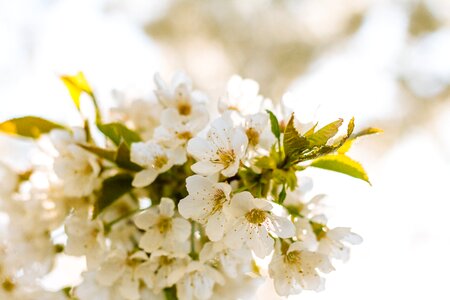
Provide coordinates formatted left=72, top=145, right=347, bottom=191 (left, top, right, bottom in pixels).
left=0, top=72, right=379, bottom=299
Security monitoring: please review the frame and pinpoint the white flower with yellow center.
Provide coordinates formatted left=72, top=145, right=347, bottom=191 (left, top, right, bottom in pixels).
left=154, top=108, right=208, bottom=149
left=135, top=250, right=189, bottom=293
left=224, top=192, right=295, bottom=258
left=218, top=75, right=263, bottom=115
left=65, top=209, right=106, bottom=270
left=269, top=241, right=334, bottom=296
left=130, top=141, right=185, bottom=187
left=313, top=220, right=362, bottom=262
left=96, top=249, right=148, bottom=300
left=178, top=175, right=232, bottom=241
left=176, top=261, right=225, bottom=300
left=134, top=198, right=191, bottom=254
left=199, top=241, right=252, bottom=278
left=154, top=72, right=208, bottom=122
left=244, top=113, right=275, bottom=151
left=187, top=116, right=248, bottom=178
left=50, top=128, right=100, bottom=198
left=53, top=144, right=100, bottom=197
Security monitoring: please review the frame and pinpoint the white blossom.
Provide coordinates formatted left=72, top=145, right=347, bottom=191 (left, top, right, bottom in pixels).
left=153, top=107, right=208, bottom=149
left=243, top=113, right=275, bottom=152
left=135, top=250, right=189, bottom=293
left=110, top=98, right=163, bottom=140
left=130, top=141, right=185, bottom=187
left=218, top=75, right=263, bottom=115
left=176, top=261, right=225, bottom=300
left=96, top=250, right=148, bottom=300
left=64, top=209, right=106, bottom=269
left=316, top=225, right=362, bottom=262
left=134, top=198, right=191, bottom=254
left=269, top=241, right=334, bottom=296
left=154, top=72, right=208, bottom=122
left=224, top=192, right=295, bottom=258
left=187, top=116, right=248, bottom=177
left=178, top=175, right=232, bottom=241
left=199, top=241, right=252, bottom=278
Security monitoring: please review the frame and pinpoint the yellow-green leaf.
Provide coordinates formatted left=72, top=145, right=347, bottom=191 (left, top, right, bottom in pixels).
left=310, top=154, right=370, bottom=184
left=338, top=124, right=382, bottom=154
left=0, top=116, right=65, bottom=139
left=283, top=114, right=309, bottom=162
left=353, top=127, right=383, bottom=138
left=307, top=119, right=343, bottom=147
left=60, top=72, right=93, bottom=110
left=97, top=123, right=142, bottom=147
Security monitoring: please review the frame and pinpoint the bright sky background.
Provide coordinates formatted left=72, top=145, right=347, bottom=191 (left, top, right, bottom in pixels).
left=1, top=0, right=450, bottom=299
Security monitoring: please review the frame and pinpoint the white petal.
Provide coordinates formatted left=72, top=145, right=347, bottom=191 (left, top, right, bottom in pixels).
left=221, top=159, right=240, bottom=177
left=134, top=210, right=158, bottom=229
left=191, top=161, right=223, bottom=176
left=224, top=219, right=247, bottom=249
left=185, top=175, right=214, bottom=194
left=139, top=229, right=163, bottom=252
left=171, top=218, right=191, bottom=242
left=119, top=269, right=140, bottom=300
left=159, top=198, right=175, bottom=218
left=132, top=169, right=158, bottom=187
left=96, top=251, right=126, bottom=286
left=229, top=192, right=255, bottom=217
left=208, top=117, right=233, bottom=149
left=187, top=138, right=215, bottom=160
left=249, top=226, right=274, bottom=258
left=178, top=196, right=208, bottom=221
left=231, top=128, right=248, bottom=158
left=268, top=215, right=296, bottom=238
left=205, top=212, right=227, bottom=242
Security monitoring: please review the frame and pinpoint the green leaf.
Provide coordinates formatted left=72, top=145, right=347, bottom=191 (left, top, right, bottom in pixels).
left=283, top=114, right=309, bottom=162
left=60, top=72, right=93, bottom=110
left=79, top=143, right=143, bottom=171
left=278, top=185, right=287, bottom=204
left=272, top=169, right=298, bottom=189
left=97, top=123, right=142, bottom=147
left=254, top=156, right=277, bottom=170
left=0, top=116, right=65, bottom=138
left=78, top=144, right=116, bottom=161
left=163, top=287, right=178, bottom=300
left=266, top=110, right=281, bottom=140
left=310, top=154, right=370, bottom=184
left=307, top=119, right=343, bottom=147
left=115, top=142, right=143, bottom=171
left=94, top=173, right=134, bottom=217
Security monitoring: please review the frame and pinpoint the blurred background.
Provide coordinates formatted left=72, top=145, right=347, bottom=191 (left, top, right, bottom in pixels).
left=1, top=0, right=450, bottom=299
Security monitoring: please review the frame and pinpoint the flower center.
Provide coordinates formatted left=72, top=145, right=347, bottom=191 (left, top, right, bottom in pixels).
left=217, top=149, right=236, bottom=168
left=159, top=255, right=175, bottom=266
left=210, top=189, right=227, bottom=215
left=177, top=131, right=193, bottom=140
left=153, top=154, right=169, bottom=169
left=157, top=217, right=172, bottom=234
left=285, top=250, right=302, bottom=265
left=310, top=221, right=328, bottom=241
left=177, top=101, right=192, bottom=116
left=246, top=127, right=260, bottom=146
left=2, top=278, right=15, bottom=292
left=245, top=209, right=267, bottom=225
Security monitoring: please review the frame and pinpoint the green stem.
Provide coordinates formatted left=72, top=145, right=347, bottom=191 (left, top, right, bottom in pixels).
left=189, top=221, right=198, bottom=260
